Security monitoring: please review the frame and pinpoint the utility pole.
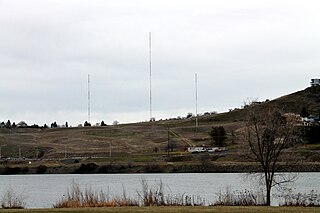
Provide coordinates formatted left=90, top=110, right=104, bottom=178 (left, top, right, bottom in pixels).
left=35, top=146, right=39, bottom=159
left=18, top=146, right=21, bottom=159
left=64, top=145, right=67, bottom=159
left=167, top=128, right=170, bottom=157
left=0, top=144, right=7, bottom=159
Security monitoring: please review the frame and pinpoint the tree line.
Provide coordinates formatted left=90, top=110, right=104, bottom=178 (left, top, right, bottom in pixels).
left=0, top=120, right=109, bottom=129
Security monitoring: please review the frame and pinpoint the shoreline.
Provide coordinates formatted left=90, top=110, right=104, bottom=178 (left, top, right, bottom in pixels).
left=1, top=161, right=320, bottom=175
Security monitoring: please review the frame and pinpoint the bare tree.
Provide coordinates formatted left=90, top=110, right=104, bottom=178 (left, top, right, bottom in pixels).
left=243, top=106, right=298, bottom=206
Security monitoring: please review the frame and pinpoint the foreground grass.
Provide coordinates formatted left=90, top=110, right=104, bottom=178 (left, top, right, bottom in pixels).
left=2, top=206, right=320, bottom=213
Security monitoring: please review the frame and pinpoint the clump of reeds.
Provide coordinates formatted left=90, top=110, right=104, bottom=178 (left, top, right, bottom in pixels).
left=165, top=194, right=205, bottom=206
left=1, top=187, right=26, bottom=209
left=213, top=187, right=265, bottom=206
left=53, top=181, right=139, bottom=208
left=137, top=179, right=165, bottom=206
left=279, top=190, right=320, bottom=207
left=137, top=179, right=205, bottom=206
left=54, top=179, right=205, bottom=208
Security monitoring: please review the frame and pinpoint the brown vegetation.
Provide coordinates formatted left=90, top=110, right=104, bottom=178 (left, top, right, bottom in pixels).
left=53, top=181, right=139, bottom=208
left=54, top=180, right=205, bottom=209
left=213, top=187, right=265, bottom=206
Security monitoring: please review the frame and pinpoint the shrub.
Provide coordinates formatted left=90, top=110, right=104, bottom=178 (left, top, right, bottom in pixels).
left=73, top=163, right=98, bottom=174
left=279, top=190, right=320, bottom=207
left=1, top=187, right=26, bottom=209
left=36, top=165, right=48, bottom=174
left=97, top=162, right=121, bottom=173
left=3, top=167, right=21, bottom=175
left=213, top=187, right=265, bottom=206
left=145, top=163, right=164, bottom=173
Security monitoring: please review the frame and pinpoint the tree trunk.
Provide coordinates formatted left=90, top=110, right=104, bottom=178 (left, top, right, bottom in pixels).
left=266, top=184, right=271, bottom=206
left=265, top=174, right=271, bottom=206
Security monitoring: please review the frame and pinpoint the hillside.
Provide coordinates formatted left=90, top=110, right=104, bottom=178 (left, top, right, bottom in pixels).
left=197, top=86, right=320, bottom=123
left=0, top=86, right=320, bottom=173
left=264, top=86, right=320, bottom=114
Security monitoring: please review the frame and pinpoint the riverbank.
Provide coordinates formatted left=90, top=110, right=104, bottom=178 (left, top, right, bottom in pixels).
left=1, top=206, right=320, bottom=213
left=1, top=161, right=320, bottom=174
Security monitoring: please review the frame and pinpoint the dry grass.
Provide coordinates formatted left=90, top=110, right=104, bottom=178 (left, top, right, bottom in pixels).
left=2, top=206, right=320, bottom=213
left=137, top=179, right=205, bottom=206
left=54, top=179, right=205, bottom=209
left=279, top=190, right=320, bottom=207
left=213, top=187, right=265, bottom=206
left=53, top=181, right=138, bottom=208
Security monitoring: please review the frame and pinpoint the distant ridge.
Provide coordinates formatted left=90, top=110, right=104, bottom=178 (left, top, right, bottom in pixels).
left=265, top=86, right=320, bottom=115
left=198, top=86, right=320, bottom=123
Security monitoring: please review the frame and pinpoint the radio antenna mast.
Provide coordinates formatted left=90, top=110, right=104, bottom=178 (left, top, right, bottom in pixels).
left=195, top=73, right=198, bottom=130
left=149, top=32, right=152, bottom=121
left=88, top=74, right=91, bottom=124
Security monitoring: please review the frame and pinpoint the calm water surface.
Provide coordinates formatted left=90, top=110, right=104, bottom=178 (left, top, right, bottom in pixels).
left=0, top=173, right=319, bottom=208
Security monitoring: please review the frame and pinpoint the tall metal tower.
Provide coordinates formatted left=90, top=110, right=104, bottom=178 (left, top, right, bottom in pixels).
left=149, top=32, right=152, bottom=121
left=88, top=74, right=91, bottom=124
left=195, top=73, right=198, bottom=129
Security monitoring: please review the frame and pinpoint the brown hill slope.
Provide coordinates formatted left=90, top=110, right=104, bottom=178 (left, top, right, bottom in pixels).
left=265, top=86, right=320, bottom=115
left=197, top=86, right=320, bottom=123
left=0, top=86, right=319, bottom=161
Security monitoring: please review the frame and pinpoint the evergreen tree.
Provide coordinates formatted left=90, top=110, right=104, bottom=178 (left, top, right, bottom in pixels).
left=5, top=120, right=11, bottom=128
left=84, top=121, right=91, bottom=127
left=51, top=122, right=58, bottom=128
left=209, top=126, right=227, bottom=147
left=300, top=107, right=310, bottom=118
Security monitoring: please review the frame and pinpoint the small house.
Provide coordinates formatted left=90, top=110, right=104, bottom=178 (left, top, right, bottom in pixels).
left=311, top=78, right=320, bottom=87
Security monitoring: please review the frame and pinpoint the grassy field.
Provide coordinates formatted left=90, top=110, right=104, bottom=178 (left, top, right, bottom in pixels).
left=2, top=206, right=320, bottom=213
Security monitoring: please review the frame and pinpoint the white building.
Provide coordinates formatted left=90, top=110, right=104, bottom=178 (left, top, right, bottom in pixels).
left=310, top=78, right=320, bottom=87
left=187, top=147, right=205, bottom=153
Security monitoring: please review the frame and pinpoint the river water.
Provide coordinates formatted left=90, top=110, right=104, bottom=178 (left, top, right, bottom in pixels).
left=0, top=173, right=319, bottom=208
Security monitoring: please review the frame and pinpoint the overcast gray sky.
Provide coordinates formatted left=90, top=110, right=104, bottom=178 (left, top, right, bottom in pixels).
left=0, top=0, right=319, bottom=126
